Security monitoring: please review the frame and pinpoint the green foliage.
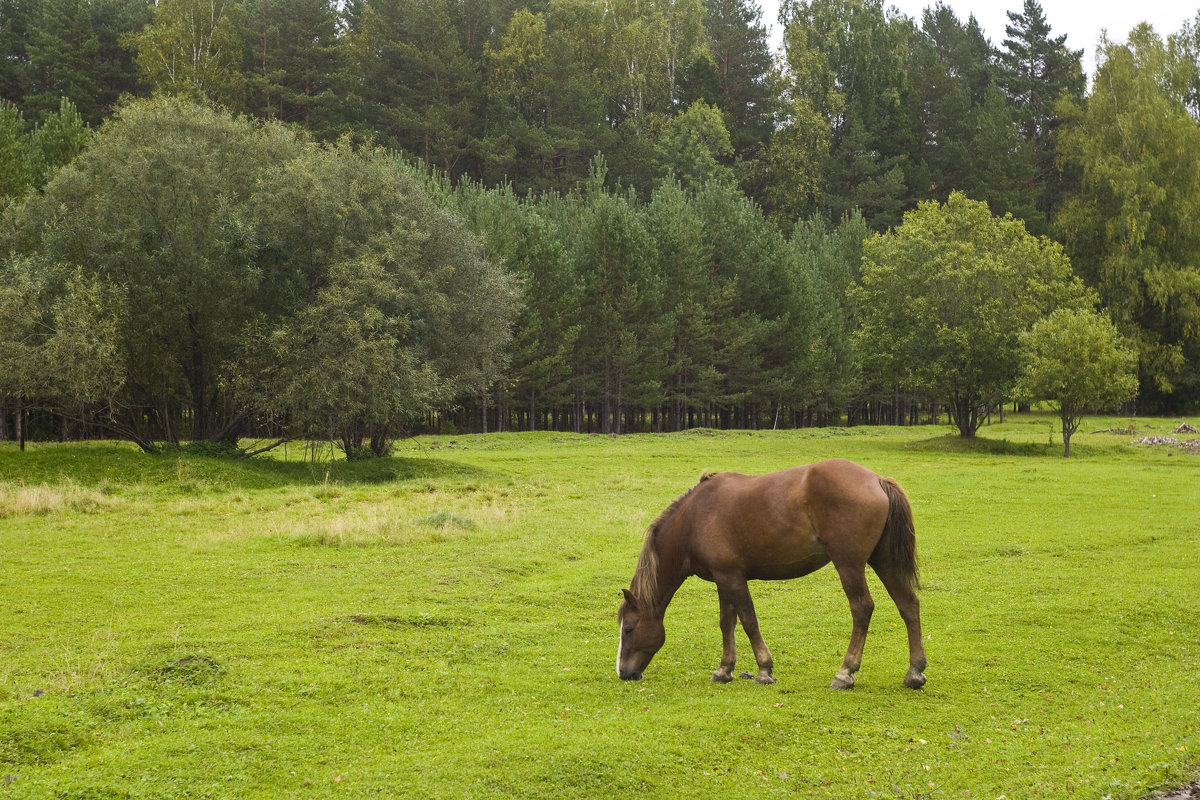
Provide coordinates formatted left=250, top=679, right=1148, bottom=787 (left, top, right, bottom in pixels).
left=776, top=0, right=912, bottom=228
left=997, top=0, right=1085, bottom=226
left=5, top=1, right=1200, bottom=430
left=125, top=0, right=247, bottom=105
left=654, top=100, right=734, bottom=187
left=241, top=0, right=340, bottom=131
left=340, top=0, right=481, bottom=180
left=1016, top=309, right=1139, bottom=456
left=0, top=97, right=91, bottom=208
left=681, top=0, right=775, bottom=168
left=0, top=257, right=124, bottom=415
left=1056, top=25, right=1200, bottom=411
left=4, top=97, right=517, bottom=453
left=7, top=97, right=303, bottom=446
left=906, top=6, right=1036, bottom=223
left=258, top=147, right=518, bottom=453
left=853, top=192, right=1091, bottom=437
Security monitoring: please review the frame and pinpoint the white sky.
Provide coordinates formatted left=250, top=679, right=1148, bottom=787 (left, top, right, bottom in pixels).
left=758, top=0, right=1200, bottom=77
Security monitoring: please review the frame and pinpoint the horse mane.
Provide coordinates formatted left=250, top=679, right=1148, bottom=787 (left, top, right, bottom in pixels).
left=628, top=472, right=717, bottom=612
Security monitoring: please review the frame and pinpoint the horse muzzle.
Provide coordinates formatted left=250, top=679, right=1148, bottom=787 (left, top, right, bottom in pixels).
left=618, top=668, right=643, bottom=681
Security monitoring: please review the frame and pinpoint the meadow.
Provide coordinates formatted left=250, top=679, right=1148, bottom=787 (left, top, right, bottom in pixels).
left=1, top=417, right=1197, bottom=799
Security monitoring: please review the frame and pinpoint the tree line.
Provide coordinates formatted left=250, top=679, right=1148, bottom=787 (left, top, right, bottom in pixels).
left=1, top=0, right=1197, bottom=450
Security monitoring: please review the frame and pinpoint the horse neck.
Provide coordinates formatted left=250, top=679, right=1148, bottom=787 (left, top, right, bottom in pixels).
left=641, top=516, right=688, bottom=620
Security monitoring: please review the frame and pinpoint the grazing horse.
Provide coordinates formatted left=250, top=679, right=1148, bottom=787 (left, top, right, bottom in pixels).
left=616, top=459, right=926, bottom=689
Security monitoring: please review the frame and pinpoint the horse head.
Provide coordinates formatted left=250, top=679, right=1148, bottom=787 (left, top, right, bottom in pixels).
left=617, top=589, right=665, bottom=680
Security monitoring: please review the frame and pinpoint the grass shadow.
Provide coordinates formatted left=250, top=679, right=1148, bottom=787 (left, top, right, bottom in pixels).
left=236, top=452, right=489, bottom=488
left=903, top=434, right=1057, bottom=457
left=0, top=440, right=491, bottom=492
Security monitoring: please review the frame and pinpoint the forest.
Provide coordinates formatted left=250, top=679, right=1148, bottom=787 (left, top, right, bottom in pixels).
left=1, top=0, right=1198, bottom=451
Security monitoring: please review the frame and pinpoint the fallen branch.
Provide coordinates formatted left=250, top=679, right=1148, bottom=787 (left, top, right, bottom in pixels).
left=241, top=438, right=291, bottom=458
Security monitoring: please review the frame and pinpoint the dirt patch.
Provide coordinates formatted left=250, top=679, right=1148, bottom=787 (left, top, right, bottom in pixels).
left=156, top=654, right=224, bottom=684
left=1154, top=777, right=1200, bottom=799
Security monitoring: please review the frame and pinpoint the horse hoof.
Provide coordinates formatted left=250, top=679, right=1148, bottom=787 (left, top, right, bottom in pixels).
left=756, top=674, right=776, bottom=685
left=904, top=672, right=927, bottom=690
left=711, top=670, right=734, bottom=683
left=738, top=671, right=754, bottom=680
left=830, top=672, right=855, bottom=690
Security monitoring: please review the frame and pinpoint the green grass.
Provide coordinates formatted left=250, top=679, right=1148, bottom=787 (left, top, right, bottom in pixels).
left=1, top=416, right=1197, bottom=799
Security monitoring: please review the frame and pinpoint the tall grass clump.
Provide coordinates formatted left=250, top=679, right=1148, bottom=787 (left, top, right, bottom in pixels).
left=0, top=479, right=116, bottom=518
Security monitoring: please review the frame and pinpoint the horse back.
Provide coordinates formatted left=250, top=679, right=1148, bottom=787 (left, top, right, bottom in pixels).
left=679, top=459, right=890, bottom=581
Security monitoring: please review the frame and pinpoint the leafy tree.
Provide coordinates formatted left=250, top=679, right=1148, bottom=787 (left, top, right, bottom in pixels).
left=126, top=0, right=247, bottom=106
left=1055, top=25, right=1200, bottom=411
left=5, top=97, right=518, bottom=451
left=853, top=192, right=1090, bottom=437
left=655, top=100, right=735, bottom=187
left=0, top=257, right=124, bottom=449
left=1168, top=12, right=1200, bottom=118
left=238, top=140, right=519, bottom=452
left=5, top=97, right=300, bottom=448
left=758, top=79, right=828, bottom=222
left=1016, top=308, right=1138, bottom=456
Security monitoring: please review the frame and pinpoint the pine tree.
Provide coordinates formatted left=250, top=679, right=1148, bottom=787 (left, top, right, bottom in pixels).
left=0, top=0, right=33, bottom=106
left=906, top=4, right=1035, bottom=223
left=25, top=0, right=102, bottom=121
left=684, top=0, right=774, bottom=159
left=998, top=0, right=1085, bottom=224
left=243, top=0, right=340, bottom=131
left=340, top=0, right=483, bottom=181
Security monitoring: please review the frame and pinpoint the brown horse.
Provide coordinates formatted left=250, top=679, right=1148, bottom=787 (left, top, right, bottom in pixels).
left=617, top=458, right=926, bottom=689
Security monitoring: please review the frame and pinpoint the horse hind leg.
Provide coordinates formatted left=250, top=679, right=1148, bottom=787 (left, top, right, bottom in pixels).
left=874, top=563, right=928, bottom=689
left=831, top=565, right=874, bottom=690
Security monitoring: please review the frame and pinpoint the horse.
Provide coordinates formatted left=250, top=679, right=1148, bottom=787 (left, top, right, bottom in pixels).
left=616, top=458, right=927, bottom=690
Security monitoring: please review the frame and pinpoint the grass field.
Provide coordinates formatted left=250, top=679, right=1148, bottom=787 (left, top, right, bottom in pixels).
left=1, top=416, right=1198, bottom=799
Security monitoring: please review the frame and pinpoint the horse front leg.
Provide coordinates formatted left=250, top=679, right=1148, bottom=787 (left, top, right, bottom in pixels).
left=711, top=583, right=737, bottom=683
left=717, top=575, right=775, bottom=684
left=832, top=565, right=874, bottom=690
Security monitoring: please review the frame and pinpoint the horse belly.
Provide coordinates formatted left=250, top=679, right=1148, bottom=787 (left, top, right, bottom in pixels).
left=745, top=547, right=831, bottom=581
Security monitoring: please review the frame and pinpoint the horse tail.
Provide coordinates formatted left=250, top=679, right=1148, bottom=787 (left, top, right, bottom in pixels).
left=874, top=477, right=920, bottom=592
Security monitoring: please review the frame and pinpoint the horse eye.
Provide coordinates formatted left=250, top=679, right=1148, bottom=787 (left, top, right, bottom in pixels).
left=623, top=626, right=634, bottom=636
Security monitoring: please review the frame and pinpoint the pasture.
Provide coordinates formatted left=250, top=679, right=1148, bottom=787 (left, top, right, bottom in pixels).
left=1, top=418, right=1197, bottom=799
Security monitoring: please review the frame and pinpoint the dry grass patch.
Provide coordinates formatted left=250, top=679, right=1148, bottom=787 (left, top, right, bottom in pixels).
left=0, top=480, right=118, bottom=518
left=291, top=496, right=515, bottom=548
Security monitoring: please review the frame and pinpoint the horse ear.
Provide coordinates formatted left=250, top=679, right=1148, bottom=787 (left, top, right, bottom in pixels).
left=621, top=589, right=639, bottom=610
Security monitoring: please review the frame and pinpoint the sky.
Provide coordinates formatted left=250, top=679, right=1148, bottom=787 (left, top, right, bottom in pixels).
left=758, top=0, right=1200, bottom=77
